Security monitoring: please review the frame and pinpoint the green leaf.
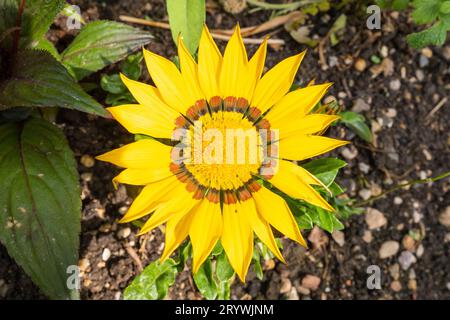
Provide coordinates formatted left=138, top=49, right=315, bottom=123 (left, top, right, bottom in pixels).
left=329, top=181, right=345, bottom=196
left=441, top=1, right=450, bottom=13
left=33, top=38, right=61, bottom=60
left=193, top=259, right=217, bottom=300
left=406, top=22, right=448, bottom=48
left=338, top=111, right=372, bottom=142
left=124, top=259, right=178, bottom=300
left=121, top=52, right=143, bottom=80
left=166, top=0, right=205, bottom=54
left=392, top=0, right=410, bottom=10
left=0, top=0, right=64, bottom=49
left=21, top=0, right=65, bottom=46
left=0, top=49, right=107, bottom=116
left=100, top=74, right=127, bottom=94
left=252, top=249, right=264, bottom=280
left=61, top=21, right=153, bottom=81
left=296, top=212, right=314, bottom=229
left=216, top=251, right=234, bottom=282
left=0, top=118, right=80, bottom=299
left=412, top=0, right=441, bottom=24
left=303, top=158, right=347, bottom=175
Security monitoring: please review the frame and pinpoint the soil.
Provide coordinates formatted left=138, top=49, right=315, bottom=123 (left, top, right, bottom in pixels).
left=1, top=0, right=449, bottom=300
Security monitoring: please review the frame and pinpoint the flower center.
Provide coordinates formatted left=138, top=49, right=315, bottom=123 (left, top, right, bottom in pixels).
left=170, top=96, right=275, bottom=202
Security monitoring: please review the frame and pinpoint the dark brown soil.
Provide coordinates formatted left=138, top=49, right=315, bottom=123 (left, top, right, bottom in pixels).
left=1, top=0, right=449, bottom=300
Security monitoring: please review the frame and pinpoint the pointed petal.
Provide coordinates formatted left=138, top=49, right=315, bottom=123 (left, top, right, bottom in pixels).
left=243, top=198, right=285, bottom=263
left=160, top=204, right=196, bottom=261
left=221, top=202, right=253, bottom=282
left=106, top=104, right=174, bottom=138
left=219, top=25, right=249, bottom=99
left=251, top=51, right=305, bottom=113
left=269, top=160, right=334, bottom=211
left=279, top=134, right=349, bottom=161
left=189, top=199, right=223, bottom=273
left=119, top=176, right=182, bottom=223
left=252, top=186, right=306, bottom=246
left=178, top=37, right=205, bottom=99
left=96, top=139, right=172, bottom=169
left=143, top=48, right=197, bottom=113
left=138, top=186, right=197, bottom=235
left=277, top=114, right=340, bottom=139
left=266, top=83, right=332, bottom=124
left=113, top=167, right=172, bottom=186
left=243, top=38, right=267, bottom=101
left=198, top=25, right=222, bottom=101
left=120, top=73, right=180, bottom=119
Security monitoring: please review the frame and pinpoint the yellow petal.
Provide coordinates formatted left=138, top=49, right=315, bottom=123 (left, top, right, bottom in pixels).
left=138, top=185, right=197, bottom=235
left=269, top=159, right=334, bottom=211
left=198, top=25, right=222, bottom=101
left=242, top=198, right=285, bottom=263
left=160, top=204, right=196, bottom=261
left=251, top=51, right=305, bottom=113
left=252, top=186, right=306, bottom=246
left=143, top=48, right=197, bottom=113
left=178, top=37, right=205, bottom=100
left=107, top=104, right=174, bottom=138
left=119, top=176, right=182, bottom=223
left=113, top=167, right=172, bottom=186
left=221, top=202, right=253, bottom=282
left=276, top=114, right=340, bottom=139
left=120, top=73, right=180, bottom=119
left=279, top=134, right=349, bottom=161
left=96, top=139, right=172, bottom=169
left=219, top=25, right=249, bottom=99
left=266, top=83, right=332, bottom=124
left=189, top=199, right=223, bottom=273
left=243, top=38, right=267, bottom=101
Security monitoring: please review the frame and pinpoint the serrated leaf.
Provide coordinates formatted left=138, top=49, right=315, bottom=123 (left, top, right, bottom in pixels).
left=412, top=0, right=441, bottom=24
left=167, top=0, right=205, bottom=54
left=124, top=259, right=178, bottom=300
left=193, top=259, right=217, bottom=300
left=33, top=38, right=61, bottom=60
left=0, top=49, right=108, bottom=116
left=0, top=0, right=64, bottom=49
left=406, top=22, right=447, bottom=48
left=0, top=118, right=80, bottom=299
left=61, top=21, right=153, bottom=81
left=338, top=111, right=372, bottom=142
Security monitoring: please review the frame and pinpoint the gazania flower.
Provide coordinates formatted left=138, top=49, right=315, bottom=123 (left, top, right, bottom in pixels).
left=97, top=25, right=347, bottom=281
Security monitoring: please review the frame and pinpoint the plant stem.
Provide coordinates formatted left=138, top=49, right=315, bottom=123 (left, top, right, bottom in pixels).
left=352, top=171, right=450, bottom=207
left=12, top=0, right=26, bottom=55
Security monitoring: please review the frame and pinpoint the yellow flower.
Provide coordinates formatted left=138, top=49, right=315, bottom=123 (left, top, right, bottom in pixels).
left=97, top=25, right=348, bottom=281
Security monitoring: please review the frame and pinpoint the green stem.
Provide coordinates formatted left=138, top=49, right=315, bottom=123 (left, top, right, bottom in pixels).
left=247, top=0, right=322, bottom=11
left=352, top=171, right=450, bottom=207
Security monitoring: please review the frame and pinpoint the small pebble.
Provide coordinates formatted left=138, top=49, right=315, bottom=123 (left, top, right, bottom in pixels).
left=365, top=208, right=387, bottom=230
left=352, top=98, right=370, bottom=112
left=362, top=230, right=373, bottom=243
left=102, top=248, right=111, bottom=261
left=117, top=227, right=131, bottom=239
left=438, top=206, right=450, bottom=227
left=287, top=287, right=299, bottom=300
left=421, top=47, right=433, bottom=58
left=398, top=251, right=417, bottom=270
left=380, top=45, right=389, bottom=58
left=332, top=230, right=345, bottom=247
left=341, top=147, right=358, bottom=160
left=354, top=58, right=367, bottom=72
left=301, top=275, right=321, bottom=291
left=402, top=235, right=416, bottom=251
left=416, top=244, right=424, bottom=258
left=80, top=155, right=95, bottom=168
left=447, top=283, right=450, bottom=290
left=296, top=285, right=311, bottom=296
left=408, top=279, right=417, bottom=291
left=389, top=263, right=400, bottom=280
left=394, top=197, right=403, bottom=205
left=379, top=241, right=400, bottom=259
left=390, top=280, right=402, bottom=292
left=359, top=189, right=372, bottom=201
left=280, top=278, right=292, bottom=294
left=358, top=162, right=370, bottom=174
left=389, top=79, right=401, bottom=91
left=79, top=258, right=90, bottom=272
left=384, top=108, right=397, bottom=118
left=419, top=55, right=429, bottom=68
